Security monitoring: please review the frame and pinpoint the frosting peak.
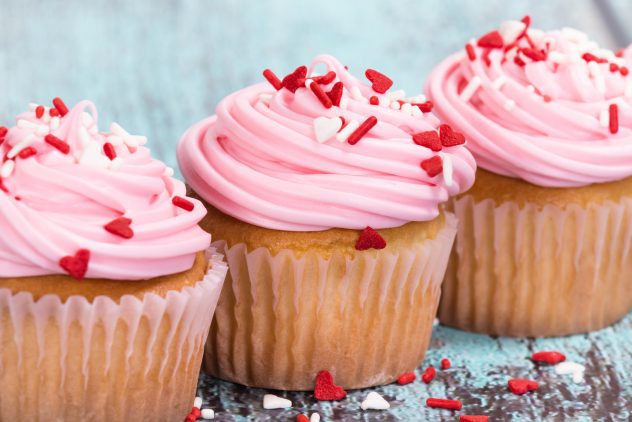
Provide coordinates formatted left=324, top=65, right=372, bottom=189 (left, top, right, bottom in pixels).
left=427, top=18, right=632, bottom=188
left=0, top=99, right=210, bottom=280
left=178, top=55, right=476, bottom=231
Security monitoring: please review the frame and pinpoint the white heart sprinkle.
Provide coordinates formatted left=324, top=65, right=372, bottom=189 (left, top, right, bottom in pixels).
left=263, top=394, right=292, bottom=409
left=361, top=392, right=390, bottom=410
left=313, top=116, right=342, bottom=143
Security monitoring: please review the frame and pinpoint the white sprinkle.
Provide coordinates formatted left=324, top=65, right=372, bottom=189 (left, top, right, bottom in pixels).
left=41, top=111, right=51, bottom=123
left=259, top=93, right=272, bottom=105
left=505, top=46, right=518, bottom=62
left=389, top=101, right=401, bottom=110
left=78, top=125, right=92, bottom=147
left=599, top=109, right=610, bottom=127
left=527, top=28, right=545, bottom=44
left=555, top=361, right=585, bottom=380
left=442, top=155, right=453, bottom=187
left=163, top=166, right=175, bottom=177
left=110, top=122, right=128, bottom=137
left=50, top=117, right=60, bottom=130
left=548, top=51, right=568, bottom=65
left=339, top=97, right=349, bottom=110
left=17, top=119, right=37, bottom=130
left=350, top=86, right=364, bottom=101
left=400, top=102, right=413, bottom=115
left=35, top=125, right=49, bottom=136
left=0, top=160, right=15, bottom=178
left=81, top=112, right=94, bottom=127
left=562, top=27, right=589, bottom=44
left=193, top=397, right=203, bottom=409
left=459, top=76, right=482, bottom=103
left=107, top=135, right=124, bottom=146
left=409, top=94, right=427, bottom=103
left=386, top=89, right=406, bottom=101
left=361, top=392, right=390, bottom=410
left=8, top=136, right=33, bottom=159
left=572, top=372, right=585, bottom=384
left=411, top=106, right=422, bottom=117
left=433, top=318, right=440, bottom=327
left=588, top=61, right=605, bottom=94
left=310, top=413, right=320, bottom=422
left=499, top=20, right=526, bottom=44
left=504, top=100, right=516, bottom=111
left=526, top=85, right=536, bottom=94
left=110, top=157, right=123, bottom=170
left=313, top=116, right=343, bottom=143
left=625, top=81, right=632, bottom=98
left=336, top=119, right=360, bottom=142
left=542, top=36, right=557, bottom=51
left=491, top=76, right=507, bottom=91
left=263, top=394, right=292, bottom=410
left=614, top=97, right=630, bottom=111
left=379, top=96, right=390, bottom=107
left=201, top=408, right=215, bottom=419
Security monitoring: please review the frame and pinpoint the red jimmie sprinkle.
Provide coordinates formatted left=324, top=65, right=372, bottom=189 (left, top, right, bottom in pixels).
left=52, top=97, right=69, bottom=116
left=173, top=196, right=194, bottom=212
left=397, top=372, right=416, bottom=385
left=521, top=47, right=547, bottom=61
left=514, top=56, right=526, bottom=67
left=610, top=63, right=620, bottom=73
left=465, top=44, right=476, bottom=61
left=421, top=156, right=443, bottom=177
left=421, top=366, right=436, bottom=384
left=309, top=81, right=333, bottom=109
left=609, top=104, right=619, bottom=134
left=104, top=217, right=134, bottom=239
left=426, top=398, right=462, bottom=411
left=582, top=53, right=607, bottom=64
left=369, top=95, right=379, bottom=105
left=59, top=249, right=90, bottom=280
left=414, top=101, right=434, bottom=113
left=296, top=415, right=309, bottom=422
left=0, top=126, right=7, bottom=137
left=44, top=134, right=70, bottom=154
left=441, top=358, right=451, bottom=370
left=531, top=351, right=566, bottom=365
left=312, top=71, right=336, bottom=85
left=508, top=378, right=539, bottom=395
left=17, top=146, right=37, bottom=159
left=314, top=370, right=347, bottom=401
left=347, top=116, right=377, bottom=145
left=327, top=82, right=344, bottom=107
left=263, top=69, right=283, bottom=90
left=190, top=407, right=201, bottom=418
left=413, top=131, right=442, bottom=151
left=460, top=416, right=489, bottom=422
left=365, top=69, right=393, bottom=93
left=620, top=66, right=629, bottom=76
left=477, top=30, right=503, bottom=49
left=35, top=105, right=45, bottom=119
left=49, top=108, right=60, bottom=117
left=103, top=142, right=117, bottom=160
left=356, top=226, right=386, bottom=251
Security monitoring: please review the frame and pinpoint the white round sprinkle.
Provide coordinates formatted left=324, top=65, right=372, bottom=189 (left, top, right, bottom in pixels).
left=400, top=102, right=413, bottom=115
left=201, top=408, right=215, bottom=419
left=163, top=166, right=175, bottom=177
left=193, top=396, right=203, bottom=409
left=263, top=394, right=292, bottom=410
left=361, top=392, right=390, bottom=410
left=411, top=106, right=422, bottom=118
left=0, top=160, right=15, bottom=178
left=379, top=96, right=390, bottom=107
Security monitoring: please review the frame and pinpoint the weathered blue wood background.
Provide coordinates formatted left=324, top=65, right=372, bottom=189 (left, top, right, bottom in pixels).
left=1, top=1, right=631, bottom=420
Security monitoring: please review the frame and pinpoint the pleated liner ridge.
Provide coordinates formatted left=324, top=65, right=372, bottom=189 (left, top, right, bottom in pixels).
left=440, top=195, right=632, bottom=337
left=204, top=213, right=457, bottom=390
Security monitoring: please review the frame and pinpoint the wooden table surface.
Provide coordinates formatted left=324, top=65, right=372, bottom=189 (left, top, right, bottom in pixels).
left=1, top=1, right=631, bottom=420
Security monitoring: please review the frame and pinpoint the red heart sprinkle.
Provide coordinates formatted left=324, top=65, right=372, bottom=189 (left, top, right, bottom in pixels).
left=282, top=66, right=308, bottom=93
left=460, top=416, right=489, bottom=422
left=355, top=226, right=387, bottom=251
left=327, top=82, right=344, bottom=107
left=421, top=156, right=443, bottom=177
left=414, top=101, right=434, bottom=113
left=365, top=69, right=393, bottom=94
left=439, top=124, right=466, bottom=147
left=397, top=372, right=416, bottom=385
left=413, top=131, right=442, bottom=151
left=59, top=249, right=90, bottom=280
left=477, top=31, right=504, bottom=49
left=508, top=378, right=539, bottom=395
left=314, top=370, right=347, bottom=401
left=531, top=351, right=566, bottom=365
left=104, top=217, right=134, bottom=239
left=312, top=71, right=336, bottom=85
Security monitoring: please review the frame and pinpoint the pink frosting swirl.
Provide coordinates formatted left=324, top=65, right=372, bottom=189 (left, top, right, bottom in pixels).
left=0, top=100, right=210, bottom=280
left=427, top=21, right=632, bottom=187
left=178, top=55, right=476, bottom=231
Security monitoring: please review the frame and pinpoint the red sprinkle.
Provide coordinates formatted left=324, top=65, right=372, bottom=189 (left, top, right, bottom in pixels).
left=369, top=95, right=379, bottom=105
left=173, top=196, right=195, bottom=212
left=521, top=47, right=547, bottom=62
left=482, top=49, right=492, bottom=67
left=59, top=249, right=90, bottom=280
left=0, top=126, right=7, bottom=137
left=49, top=108, right=60, bottom=117
left=413, top=131, right=442, bottom=151
left=397, top=372, right=416, bottom=385
left=531, top=351, right=566, bottom=365
left=347, top=116, right=377, bottom=145
left=35, top=105, right=45, bottom=119
left=514, top=56, right=526, bottom=67
left=477, top=31, right=504, bottom=49
left=365, top=69, right=393, bottom=93
left=314, top=370, right=347, bottom=401
left=44, top=134, right=70, bottom=154
left=441, top=358, right=451, bottom=370
left=312, top=71, right=336, bottom=85
left=414, top=101, right=434, bottom=113
left=610, top=63, right=620, bottom=73
left=355, top=226, right=386, bottom=251
left=615, top=48, right=625, bottom=58
left=17, top=146, right=37, bottom=159
left=52, top=97, right=69, bottom=116
left=310, top=81, right=333, bottom=109
left=263, top=69, right=283, bottom=90
left=103, top=142, right=117, bottom=160
left=426, top=398, right=462, bottom=411
left=184, top=414, right=196, bottom=422
left=439, top=124, right=466, bottom=146
left=421, top=366, right=436, bottom=384
left=296, top=415, right=310, bottom=422
left=421, top=156, right=443, bottom=177
left=460, top=416, right=489, bottom=422
left=104, top=217, right=134, bottom=239
left=620, top=66, right=629, bottom=76
left=508, top=378, right=539, bottom=395
left=582, top=53, right=607, bottom=64
left=282, top=66, right=308, bottom=93
left=190, top=407, right=201, bottom=418
left=0, top=179, right=8, bottom=193
left=609, top=104, right=619, bottom=134
left=465, top=44, right=476, bottom=61
left=327, top=82, right=344, bottom=107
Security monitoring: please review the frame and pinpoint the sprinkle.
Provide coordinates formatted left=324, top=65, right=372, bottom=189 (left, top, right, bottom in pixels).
left=263, top=394, right=292, bottom=409
left=504, top=100, right=516, bottom=111
left=369, top=95, right=379, bottom=105
left=588, top=61, right=606, bottom=94
left=499, top=20, right=527, bottom=44
left=389, top=101, right=401, bottom=110
left=201, top=408, right=214, bottom=419
left=460, top=416, right=489, bottom=422
left=327, top=82, right=344, bottom=107
left=110, top=122, right=147, bottom=148
left=262, top=69, right=283, bottom=90
left=582, top=52, right=606, bottom=63
left=346, top=116, right=377, bottom=145
left=620, top=66, right=629, bottom=76
left=609, top=104, right=619, bottom=134
left=508, top=378, right=539, bottom=395
left=350, top=86, right=365, bottom=101
left=297, top=415, right=309, bottom=422
left=314, top=370, right=347, bottom=401
left=190, top=407, right=201, bottom=418
left=441, top=358, right=451, bottom=370
left=52, top=97, right=69, bottom=116
left=491, top=76, right=507, bottom=90
left=426, top=398, right=462, bottom=411
left=625, top=81, right=632, bottom=98
left=422, top=366, right=436, bottom=383
left=312, top=71, right=336, bottom=85
left=44, top=134, right=70, bottom=154
left=104, top=217, right=134, bottom=239
left=477, top=30, right=504, bottom=49
left=387, top=89, right=406, bottom=101
left=415, top=101, right=434, bottom=113
left=465, top=43, right=476, bottom=61
left=531, top=351, right=566, bottom=365
left=173, top=196, right=194, bottom=211
left=49, top=108, right=60, bottom=117
left=50, top=117, right=61, bottom=130
left=365, top=68, right=393, bottom=93
left=400, top=102, right=413, bottom=115
left=360, top=392, right=390, bottom=410
left=282, top=66, right=308, bottom=93
left=0, top=126, right=7, bottom=138
left=397, top=372, right=416, bottom=385
left=459, top=76, right=482, bottom=102
left=482, top=49, right=492, bottom=67
left=0, top=160, right=15, bottom=178
left=521, top=47, right=547, bottom=62
left=259, top=93, right=272, bottom=105
left=8, top=137, right=34, bottom=159
left=17, top=119, right=37, bottom=130
left=336, top=119, right=360, bottom=142
left=0, top=179, right=7, bottom=193
left=554, top=361, right=585, bottom=376
left=35, top=105, right=45, bottom=119
left=355, top=226, right=386, bottom=250
left=103, top=142, right=117, bottom=160
left=610, top=63, right=620, bottom=73
left=313, top=116, right=343, bottom=143
left=310, top=413, right=320, bottom=422
left=421, top=156, right=443, bottom=177
left=439, top=124, right=466, bottom=146
left=548, top=51, right=568, bottom=64
left=59, top=249, right=90, bottom=280
left=514, top=56, right=526, bottom=67
left=309, top=80, right=333, bottom=108
left=413, top=131, right=442, bottom=151
left=411, top=106, right=422, bottom=117
left=17, top=146, right=37, bottom=159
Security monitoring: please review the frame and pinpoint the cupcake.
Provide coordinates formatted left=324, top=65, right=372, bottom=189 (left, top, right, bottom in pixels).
left=427, top=17, right=632, bottom=336
left=0, top=99, right=227, bottom=420
left=178, top=54, right=476, bottom=390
